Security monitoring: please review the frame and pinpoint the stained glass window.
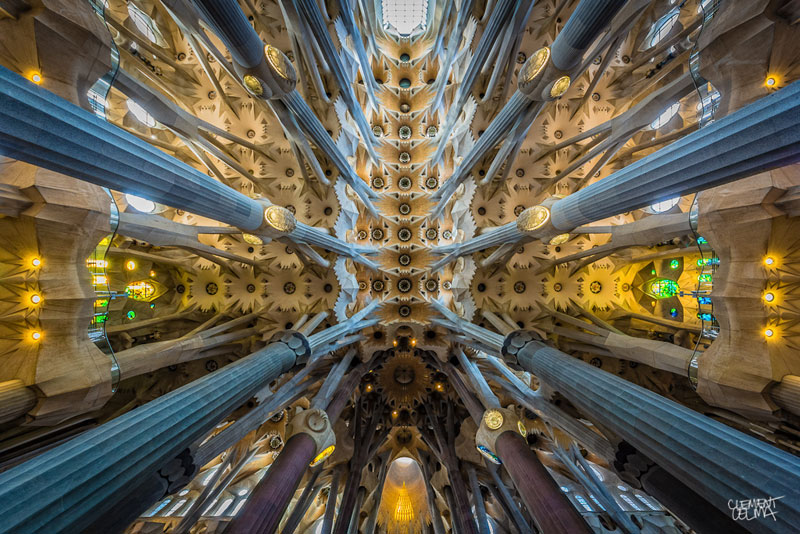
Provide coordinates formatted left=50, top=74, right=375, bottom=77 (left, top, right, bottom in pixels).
left=646, top=278, right=679, bottom=299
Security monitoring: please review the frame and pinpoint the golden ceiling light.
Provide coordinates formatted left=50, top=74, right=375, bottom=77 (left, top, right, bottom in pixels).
left=549, top=233, right=570, bottom=245
left=264, top=206, right=297, bottom=233
left=31, top=331, right=42, bottom=341
left=765, top=75, right=778, bottom=87
left=764, top=292, right=775, bottom=303
left=243, top=74, right=264, bottom=96
left=365, top=383, right=373, bottom=392
left=764, top=256, right=776, bottom=266
left=516, top=206, right=551, bottom=233
left=764, top=328, right=775, bottom=338
left=242, top=233, right=264, bottom=245
left=520, top=46, right=550, bottom=85
left=28, top=71, right=42, bottom=84
left=483, top=409, right=504, bottom=430
left=309, top=444, right=335, bottom=467
left=30, top=294, right=42, bottom=304
left=126, top=260, right=136, bottom=271
left=31, top=257, right=41, bottom=267
left=550, top=76, right=571, bottom=98
left=517, top=420, right=527, bottom=437
left=265, top=45, right=291, bottom=80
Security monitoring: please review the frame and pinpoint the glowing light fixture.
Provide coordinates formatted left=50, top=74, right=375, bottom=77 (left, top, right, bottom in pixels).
left=394, top=482, right=415, bottom=521
left=764, top=328, right=774, bottom=338
left=550, top=76, right=571, bottom=98
left=765, top=257, right=775, bottom=266
left=310, top=445, right=335, bottom=467
left=483, top=409, right=504, bottom=430
left=764, top=292, right=775, bottom=303
left=31, top=331, right=42, bottom=341
left=517, top=420, right=527, bottom=437
left=31, top=258, right=41, bottom=267
left=766, top=76, right=778, bottom=87
left=29, top=72, right=43, bottom=84
left=520, top=47, right=550, bottom=84
left=126, top=260, right=137, bottom=271
left=30, top=294, right=42, bottom=304
left=242, top=233, right=264, bottom=245
left=382, top=0, right=429, bottom=36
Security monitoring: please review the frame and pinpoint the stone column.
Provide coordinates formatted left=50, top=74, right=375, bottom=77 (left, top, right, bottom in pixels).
left=614, top=443, right=749, bottom=534
left=504, top=332, right=800, bottom=534
left=0, top=333, right=306, bottom=534
left=0, top=66, right=265, bottom=231
left=0, top=379, right=36, bottom=424
left=548, top=79, right=800, bottom=232
left=224, top=360, right=344, bottom=534
left=225, top=432, right=319, bottom=534
left=476, top=408, right=590, bottom=534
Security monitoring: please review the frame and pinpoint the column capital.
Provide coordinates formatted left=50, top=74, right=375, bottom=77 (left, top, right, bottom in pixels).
left=501, top=330, right=541, bottom=359
left=475, top=408, right=527, bottom=463
left=268, top=330, right=311, bottom=361
left=287, top=408, right=336, bottom=464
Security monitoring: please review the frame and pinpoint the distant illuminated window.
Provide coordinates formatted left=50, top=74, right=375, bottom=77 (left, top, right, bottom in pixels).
left=574, top=494, right=594, bottom=512
left=214, top=497, right=235, bottom=516
left=126, top=99, right=157, bottom=128
left=125, top=281, right=156, bottom=301
left=650, top=102, right=680, bottom=130
left=646, top=278, right=680, bottom=299
left=635, top=494, right=660, bottom=511
left=164, top=498, right=187, bottom=516
left=619, top=494, right=642, bottom=511
left=125, top=193, right=156, bottom=213
left=231, top=498, right=248, bottom=515
left=589, top=495, right=605, bottom=511
left=649, top=197, right=680, bottom=213
left=382, top=0, right=429, bottom=36
left=649, top=10, right=679, bottom=47
left=128, top=3, right=162, bottom=44
left=146, top=498, right=172, bottom=517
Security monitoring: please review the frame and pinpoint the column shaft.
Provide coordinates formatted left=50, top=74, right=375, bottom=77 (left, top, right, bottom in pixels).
left=512, top=339, right=800, bottom=534
left=494, top=431, right=591, bottom=534
left=0, top=379, right=36, bottom=424
left=0, top=66, right=265, bottom=230
left=640, top=465, right=749, bottom=534
left=225, top=432, right=317, bottom=534
left=550, top=80, right=800, bottom=231
left=0, top=339, right=298, bottom=534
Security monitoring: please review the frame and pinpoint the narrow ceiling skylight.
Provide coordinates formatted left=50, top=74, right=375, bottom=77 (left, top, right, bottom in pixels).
left=382, top=0, right=429, bottom=36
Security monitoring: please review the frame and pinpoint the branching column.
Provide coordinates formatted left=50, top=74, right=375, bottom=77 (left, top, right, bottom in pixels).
left=0, top=333, right=307, bottom=534
left=504, top=332, right=800, bottom=534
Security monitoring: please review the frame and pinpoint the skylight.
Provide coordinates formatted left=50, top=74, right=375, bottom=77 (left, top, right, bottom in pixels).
left=382, top=0, right=428, bottom=36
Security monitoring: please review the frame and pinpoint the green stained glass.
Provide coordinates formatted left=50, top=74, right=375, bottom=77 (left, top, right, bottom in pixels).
left=670, top=259, right=680, bottom=269
left=698, top=274, right=712, bottom=283
left=126, top=310, right=136, bottom=320
left=646, top=278, right=680, bottom=299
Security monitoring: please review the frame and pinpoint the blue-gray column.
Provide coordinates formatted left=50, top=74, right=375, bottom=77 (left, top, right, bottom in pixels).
left=550, top=0, right=628, bottom=71
left=504, top=333, right=800, bottom=534
left=189, top=0, right=265, bottom=68
left=550, top=79, right=800, bottom=231
left=0, top=334, right=306, bottom=534
left=0, top=66, right=265, bottom=230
